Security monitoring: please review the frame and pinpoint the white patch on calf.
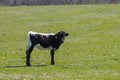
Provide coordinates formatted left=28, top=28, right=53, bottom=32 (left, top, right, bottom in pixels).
left=62, top=38, right=65, bottom=42
left=35, top=43, right=51, bottom=50
left=27, top=32, right=32, bottom=49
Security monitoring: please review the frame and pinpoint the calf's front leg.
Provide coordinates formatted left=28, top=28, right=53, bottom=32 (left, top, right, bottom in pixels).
left=51, top=49, right=55, bottom=65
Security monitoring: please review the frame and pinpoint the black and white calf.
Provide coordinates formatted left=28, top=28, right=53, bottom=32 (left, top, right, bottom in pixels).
left=26, top=31, right=69, bottom=66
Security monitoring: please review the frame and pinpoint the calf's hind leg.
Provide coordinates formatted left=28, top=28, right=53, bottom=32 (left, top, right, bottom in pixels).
left=26, top=45, right=34, bottom=66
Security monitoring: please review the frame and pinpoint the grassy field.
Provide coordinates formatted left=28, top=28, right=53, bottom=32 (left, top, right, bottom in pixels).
left=0, top=4, right=120, bottom=80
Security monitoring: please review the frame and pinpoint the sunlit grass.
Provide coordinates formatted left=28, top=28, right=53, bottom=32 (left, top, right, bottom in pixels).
left=0, top=4, right=120, bottom=80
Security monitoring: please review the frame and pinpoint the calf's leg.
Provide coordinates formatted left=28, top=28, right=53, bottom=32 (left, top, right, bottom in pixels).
left=26, top=46, right=34, bottom=66
left=51, top=49, right=55, bottom=65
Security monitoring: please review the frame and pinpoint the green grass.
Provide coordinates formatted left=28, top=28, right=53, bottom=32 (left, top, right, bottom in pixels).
left=0, top=4, right=120, bottom=80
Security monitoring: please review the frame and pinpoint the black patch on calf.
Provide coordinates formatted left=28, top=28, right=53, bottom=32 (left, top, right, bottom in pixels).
left=30, top=33, right=52, bottom=48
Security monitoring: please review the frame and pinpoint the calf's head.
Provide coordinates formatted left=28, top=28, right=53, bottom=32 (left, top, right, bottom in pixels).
left=55, top=31, right=69, bottom=43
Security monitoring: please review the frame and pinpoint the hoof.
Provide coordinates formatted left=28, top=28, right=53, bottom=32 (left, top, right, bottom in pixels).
left=51, top=63, right=55, bottom=65
left=26, top=64, right=31, bottom=66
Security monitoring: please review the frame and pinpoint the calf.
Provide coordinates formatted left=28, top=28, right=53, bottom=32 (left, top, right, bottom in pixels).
left=26, top=31, right=69, bottom=66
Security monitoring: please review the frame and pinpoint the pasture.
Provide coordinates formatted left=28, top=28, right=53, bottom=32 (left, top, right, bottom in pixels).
left=0, top=4, right=120, bottom=80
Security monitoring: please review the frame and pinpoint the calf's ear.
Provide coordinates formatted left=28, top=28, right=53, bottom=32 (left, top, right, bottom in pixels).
left=65, top=33, right=69, bottom=36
